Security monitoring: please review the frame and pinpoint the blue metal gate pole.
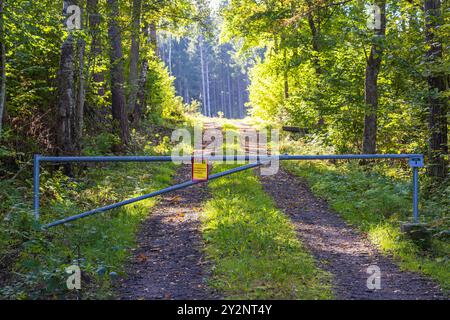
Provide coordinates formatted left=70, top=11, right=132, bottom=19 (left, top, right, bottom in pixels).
left=412, top=166, right=419, bottom=223
left=33, top=154, right=40, bottom=221
left=35, top=153, right=425, bottom=228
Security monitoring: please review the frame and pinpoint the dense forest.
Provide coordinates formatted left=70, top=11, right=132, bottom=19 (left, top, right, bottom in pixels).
left=0, top=0, right=448, bottom=300
left=0, top=0, right=447, bottom=174
left=159, top=30, right=249, bottom=118
left=223, top=0, right=448, bottom=176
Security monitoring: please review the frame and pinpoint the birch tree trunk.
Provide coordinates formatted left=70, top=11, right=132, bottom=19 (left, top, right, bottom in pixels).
left=362, top=0, right=386, bottom=154
left=107, top=0, right=129, bottom=145
left=424, top=0, right=448, bottom=178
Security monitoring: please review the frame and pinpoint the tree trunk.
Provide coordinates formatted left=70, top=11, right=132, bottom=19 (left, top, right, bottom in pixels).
left=73, top=1, right=85, bottom=153
left=307, top=11, right=325, bottom=127
left=283, top=48, right=289, bottom=99
left=220, top=69, right=225, bottom=115
left=307, top=13, right=322, bottom=75
left=127, top=0, right=141, bottom=121
left=206, top=58, right=211, bottom=117
left=0, top=0, right=6, bottom=136
left=56, top=0, right=86, bottom=158
left=237, top=73, right=243, bottom=118
left=134, top=58, right=148, bottom=125
left=134, top=18, right=159, bottom=125
left=57, top=1, right=79, bottom=157
left=107, top=0, right=129, bottom=145
left=199, top=37, right=207, bottom=115
left=149, top=22, right=158, bottom=56
left=57, top=34, right=76, bottom=156
left=74, top=37, right=85, bottom=152
left=87, top=0, right=104, bottom=102
left=168, top=34, right=172, bottom=74
left=424, top=0, right=448, bottom=178
left=362, top=0, right=386, bottom=154
left=227, top=65, right=232, bottom=118
left=281, top=33, right=289, bottom=100
left=134, top=23, right=150, bottom=126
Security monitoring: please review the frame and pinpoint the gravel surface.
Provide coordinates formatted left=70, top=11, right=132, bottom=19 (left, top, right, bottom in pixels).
left=260, top=168, right=445, bottom=300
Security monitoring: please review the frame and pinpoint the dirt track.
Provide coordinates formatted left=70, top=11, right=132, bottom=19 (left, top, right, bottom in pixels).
left=117, top=121, right=220, bottom=300
left=116, top=165, right=220, bottom=300
left=260, top=168, right=445, bottom=300
left=117, top=120, right=446, bottom=300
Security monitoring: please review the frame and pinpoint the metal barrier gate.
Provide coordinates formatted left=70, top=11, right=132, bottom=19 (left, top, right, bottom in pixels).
left=33, top=153, right=424, bottom=229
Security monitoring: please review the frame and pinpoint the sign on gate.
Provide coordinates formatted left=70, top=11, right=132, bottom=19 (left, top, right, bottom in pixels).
left=192, top=160, right=208, bottom=181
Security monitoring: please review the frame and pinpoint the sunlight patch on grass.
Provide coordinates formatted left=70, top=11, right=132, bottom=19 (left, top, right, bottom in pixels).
left=202, top=167, right=333, bottom=299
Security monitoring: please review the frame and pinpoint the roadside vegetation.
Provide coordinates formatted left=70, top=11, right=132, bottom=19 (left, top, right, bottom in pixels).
left=0, top=132, right=179, bottom=299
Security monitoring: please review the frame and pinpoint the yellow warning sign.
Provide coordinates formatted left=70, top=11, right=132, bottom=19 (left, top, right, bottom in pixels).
left=192, top=161, right=208, bottom=181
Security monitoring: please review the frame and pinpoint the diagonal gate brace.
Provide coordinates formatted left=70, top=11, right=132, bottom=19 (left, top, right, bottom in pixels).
left=42, top=162, right=264, bottom=229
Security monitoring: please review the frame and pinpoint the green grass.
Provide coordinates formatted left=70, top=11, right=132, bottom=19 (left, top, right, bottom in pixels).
left=201, top=165, right=333, bottom=299
left=220, top=122, right=239, bottom=131
left=283, top=160, right=450, bottom=293
left=0, top=161, right=176, bottom=299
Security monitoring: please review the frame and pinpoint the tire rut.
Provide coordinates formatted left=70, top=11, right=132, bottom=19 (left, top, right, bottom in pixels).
left=260, top=168, right=446, bottom=300
left=116, top=165, right=220, bottom=300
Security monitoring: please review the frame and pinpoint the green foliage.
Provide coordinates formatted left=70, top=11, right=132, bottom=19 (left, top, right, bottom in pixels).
left=222, top=0, right=447, bottom=156
left=145, top=59, right=186, bottom=125
left=0, top=161, right=176, bottom=299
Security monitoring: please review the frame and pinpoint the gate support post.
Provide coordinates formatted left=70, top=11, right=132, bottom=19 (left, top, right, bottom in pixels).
left=412, top=166, right=419, bottom=223
left=402, top=156, right=431, bottom=248
left=409, top=156, right=424, bottom=223
left=33, top=154, right=40, bottom=221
